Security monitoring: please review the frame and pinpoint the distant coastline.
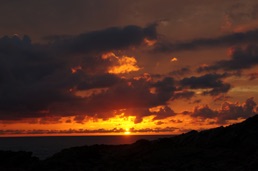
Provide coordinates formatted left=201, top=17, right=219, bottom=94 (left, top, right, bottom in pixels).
left=0, top=134, right=174, bottom=159
left=0, top=132, right=176, bottom=138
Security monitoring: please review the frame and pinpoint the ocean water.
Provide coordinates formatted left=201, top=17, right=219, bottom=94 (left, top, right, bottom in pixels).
left=0, top=135, right=173, bottom=159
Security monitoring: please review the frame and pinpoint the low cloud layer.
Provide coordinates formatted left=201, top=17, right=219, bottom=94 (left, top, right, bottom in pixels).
left=53, top=24, right=157, bottom=54
left=179, top=73, right=231, bottom=96
left=198, top=45, right=258, bottom=72
left=0, top=126, right=178, bottom=135
left=154, top=28, right=258, bottom=52
left=190, top=97, right=257, bottom=123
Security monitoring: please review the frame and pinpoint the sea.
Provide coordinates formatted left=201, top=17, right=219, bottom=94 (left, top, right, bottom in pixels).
left=0, top=135, right=173, bottom=159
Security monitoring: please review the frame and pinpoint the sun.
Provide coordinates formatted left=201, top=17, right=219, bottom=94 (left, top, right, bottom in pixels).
left=124, top=128, right=131, bottom=135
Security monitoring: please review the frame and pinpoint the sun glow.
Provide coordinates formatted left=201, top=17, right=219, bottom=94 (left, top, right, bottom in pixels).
left=124, top=128, right=131, bottom=135
left=0, top=112, right=223, bottom=136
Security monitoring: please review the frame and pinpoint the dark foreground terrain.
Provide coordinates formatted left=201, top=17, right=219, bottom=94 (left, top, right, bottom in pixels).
left=1, top=115, right=258, bottom=171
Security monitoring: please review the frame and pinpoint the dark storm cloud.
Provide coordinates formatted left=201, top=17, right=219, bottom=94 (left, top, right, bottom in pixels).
left=73, top=115, right=87, bottom=124
left=152, top=106, right=175, bottom=120
left=0, top=23, right=182, bottom=123
left=179, top=73, right=231, bottom=96
left=213, top=94, right=231, bottom=102
left=39, top=116, right=62, bottom=124
left=171, top=91, right=195, bottom=100
left=192, top=105, right=218, bottom=119
left=76, top=74, right=122, bottom=90
left=123, top=105, right=175, bottom=124
left=200, top=83, right=231, bottom=96
left=73, top=76, right=178, bottom=123
left=0, top=24, right=158, bottom=120
left=198, top=45, right=258, bottom=72
left=218, top=97, right=257, bottom=123
left=81, top=76, right=177, bottom=115
left=190, top=97, right=257, bottom=123
left=0, top=35, right=70, bottom=120
left=81, top=79, right=158, bottom=113
left=153, top=77, right=176, bottom=99
left=169, top=67, right=191, bottom=77
left=154, top=28, right=258, bottom=52
left=53, top=24, right=157, bottom=54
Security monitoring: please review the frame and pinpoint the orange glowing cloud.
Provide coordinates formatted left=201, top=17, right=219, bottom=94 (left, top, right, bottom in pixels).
left=133, top=73, right=152, bottom=82
left=71, top=66, right=82, bottom=74
left=101, top=52, right=116, bottom=60
left=234, top=21, right=258, bottom=33
left=102, top=52, right=140, bottom=74
left=144, top=38, right=157, bottom=46
left=108, top=56, right=140, bottom=74
left=170, top=57, right=178, bottom=62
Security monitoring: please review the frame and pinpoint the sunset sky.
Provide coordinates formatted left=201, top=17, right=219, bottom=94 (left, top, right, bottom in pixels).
left=1, top=0, right=258, bottom=136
